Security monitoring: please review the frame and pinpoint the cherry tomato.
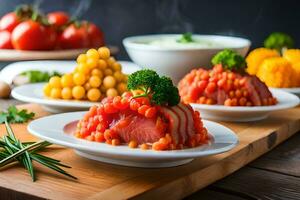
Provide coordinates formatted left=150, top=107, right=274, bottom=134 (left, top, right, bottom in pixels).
left=47, top=11, right=69, bottom=27
left=206, top=82, right=217, bottom=94
left=87, top=22, right=104, bottom=48
left=12, top=20, right=57, bottom=50
left=0, top=12, right=20, bottom=32
left=59, top=23, right=90, bottom=49
left=0, top=30, right=13, bottom=49
left=59, top=21, right=104, bottom=49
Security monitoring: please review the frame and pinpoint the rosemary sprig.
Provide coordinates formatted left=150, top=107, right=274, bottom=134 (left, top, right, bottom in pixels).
left=0, top=121, right=76, bottom=181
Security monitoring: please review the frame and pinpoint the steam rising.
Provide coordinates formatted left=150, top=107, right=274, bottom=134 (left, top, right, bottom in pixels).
left=156, top=0, right=193, bottom=33
left=32, top=0, right=92, bottom=19
left=70, top=0, right=92, bottom=19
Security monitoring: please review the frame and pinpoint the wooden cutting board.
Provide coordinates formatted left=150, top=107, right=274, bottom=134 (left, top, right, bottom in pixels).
left=0, top=46, right=118, bottom=61
left=0, top=103, right=299, bottom=200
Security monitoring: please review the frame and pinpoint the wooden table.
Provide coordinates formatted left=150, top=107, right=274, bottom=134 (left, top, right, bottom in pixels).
left=0, top=99, right=299, bottom=200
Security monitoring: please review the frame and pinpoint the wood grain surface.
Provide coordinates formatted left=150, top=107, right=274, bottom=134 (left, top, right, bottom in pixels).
left=0, top=46, right=118, bottom=61
left=0, top=103, right=299, bottom=200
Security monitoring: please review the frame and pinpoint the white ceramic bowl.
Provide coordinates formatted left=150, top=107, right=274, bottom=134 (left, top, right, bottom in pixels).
left=123, top=34, right=251, bottom=83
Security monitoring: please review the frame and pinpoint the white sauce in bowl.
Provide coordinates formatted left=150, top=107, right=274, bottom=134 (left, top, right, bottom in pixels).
left=146, top=37, right=225, bottom=48
left=129, top=35, right=250, bottom=50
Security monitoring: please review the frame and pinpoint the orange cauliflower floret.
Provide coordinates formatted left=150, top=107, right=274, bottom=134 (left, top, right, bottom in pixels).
left=283, top=49, right=300, bottom=64
left=291, top=62, right=300, bottom=86
left=246, top=48, right=280, bottom=75
left=257, top=57, right=297, bottom=88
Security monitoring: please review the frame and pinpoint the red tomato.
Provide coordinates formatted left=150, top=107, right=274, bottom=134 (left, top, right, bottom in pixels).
left=59, top=23, right=90, bottom=49
left=0, top=30, right=13, bottom=49
left=59, top=22, right=104, bottom=49
left=0, top=12, right=20, bottom=32
left=87, top=22, right=104, bottom=47
left=47, top=11, right=69, bottom=27
left=12, top=20, right=57, bottom=50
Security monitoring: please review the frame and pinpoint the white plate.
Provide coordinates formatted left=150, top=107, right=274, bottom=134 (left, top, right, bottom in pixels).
left=11, top=62, right=141, bottom=113
left=191, top=89, right=299, bottom=122
left=0, top=60, right=140, bottom=84
left=270, top=87, right=300, bottom=98
left=27, top=111, right=238, bottom=168
left=0, top=46, right=118, bottom=61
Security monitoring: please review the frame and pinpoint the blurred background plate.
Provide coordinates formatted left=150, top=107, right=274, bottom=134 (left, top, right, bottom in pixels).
left=0, top=46, right=118, bottom=61
left=270, top=87, right=300, bottom=98
left=0, top=60, right=139, bottom=84
left=191, top=89, right=300, bottom=122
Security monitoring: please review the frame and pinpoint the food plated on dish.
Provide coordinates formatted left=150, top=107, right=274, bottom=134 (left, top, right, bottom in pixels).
left=0, top=60, right=139, bottom=84
left=178, top=49, right=299, bottom=121
left=179, top=49, right=277, bottom=107
left=11, top=48, right=140, bottom=112
left=246, top=32, right=300, bottom=96
left=75, top=69, right=209, bottom=150
left=28, top=111, right=238, bottom=168
left=28, top=69, right=238, bottom=167
left=123, top=33, right=250, bottom=83
left=43, top=47, right=128, bottom=102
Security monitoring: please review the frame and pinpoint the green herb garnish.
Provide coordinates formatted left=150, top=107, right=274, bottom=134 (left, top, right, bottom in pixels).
left=211, top=49, right=246, bottom=72
left=177, top=32, right=194, bottom=43
left=127, top=69, right=180, bottom=106
left=21, top=70, right=61, bottom=83
left=264, top=32, right=294, bottom=52
left=0, top=121, right=76, bottom=181
left=0, top=106, right=35, bottom=124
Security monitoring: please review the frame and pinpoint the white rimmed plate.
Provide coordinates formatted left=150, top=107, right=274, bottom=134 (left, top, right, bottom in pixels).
left=0, top=60, right=139, bottom=84
left=11, top=61, right=140, bottom=113
left=191, top=89, right=299, bottom=122
left=27, top=111, right=238, bottom=168
left=270, top=87, right=300, bottom=98
left=0, top=46, right=118, bottom=61
left=12, top=83, right=97, bottom=113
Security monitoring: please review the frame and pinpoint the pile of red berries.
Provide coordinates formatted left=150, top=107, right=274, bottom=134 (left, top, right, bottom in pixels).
left=75, top=92, right=160, bottom=148
left=179, top=64, right=277, bottom=106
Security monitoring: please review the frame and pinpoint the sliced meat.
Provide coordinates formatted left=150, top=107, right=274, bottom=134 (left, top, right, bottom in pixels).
left=170, top=105, right=187, bottom=144
left=250, top=75, right=273, bottom=100
left=112, top=114, right=164, bottom=144
left=177, top=103, right=196, bottom=138
left=217, top=88, right=227, bottom=104
left=160, top=107, right=180, bottom=145
left=244, top=77, right=262, bottom=106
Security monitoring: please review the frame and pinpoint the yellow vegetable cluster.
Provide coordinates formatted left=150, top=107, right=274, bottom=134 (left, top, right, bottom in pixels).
left=43, top=47, right=128, bottom=101
left=246, top=48, right=300, bottom=88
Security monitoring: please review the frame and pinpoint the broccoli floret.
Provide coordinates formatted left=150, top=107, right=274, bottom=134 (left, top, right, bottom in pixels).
left=177, top=32, right=194, bottom=43
left=211, top=49, right=246, bottom=71
left=127, top=70, right=180, bottom=106
left=264, top=32, right=294, bottom=51
left=127, top=69, right=159, bottom=93
left=152, top=76, right=180, bottom=106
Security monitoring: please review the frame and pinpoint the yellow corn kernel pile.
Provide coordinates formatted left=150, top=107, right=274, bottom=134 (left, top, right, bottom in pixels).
left=43, top=47, right=128, bottom=101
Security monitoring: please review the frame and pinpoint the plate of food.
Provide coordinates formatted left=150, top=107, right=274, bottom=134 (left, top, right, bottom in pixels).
left=178, top=49, right=300, bottom=122
left=0, top=60, right=139, bottom=85
left=246, top=33, right=300, bottom=97
left=28, top=70, right=238, bottom=168
left=0, top=5, right=117, bottom=61
left=11, top=47, right=140, bottom=113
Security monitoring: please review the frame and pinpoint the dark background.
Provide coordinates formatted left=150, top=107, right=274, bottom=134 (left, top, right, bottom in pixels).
left=0, top=0, right=299, bottom=60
